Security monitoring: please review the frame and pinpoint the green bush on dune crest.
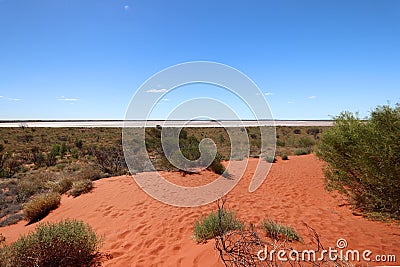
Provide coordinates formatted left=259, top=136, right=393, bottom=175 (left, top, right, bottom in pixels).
left=317, top=103, right=400, bottom=219
left=0, top=219, right=103, bottom=267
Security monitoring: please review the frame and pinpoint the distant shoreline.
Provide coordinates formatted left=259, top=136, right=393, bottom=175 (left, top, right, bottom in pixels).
left=0, top=120, right=334, bottom=127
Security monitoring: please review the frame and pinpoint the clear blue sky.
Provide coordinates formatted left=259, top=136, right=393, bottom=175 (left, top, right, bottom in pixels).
left=0, top=0, right=399, bottom=120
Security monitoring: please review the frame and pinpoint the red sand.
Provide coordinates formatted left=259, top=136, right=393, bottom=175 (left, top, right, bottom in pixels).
left=1, top=154, right=399, bottom=266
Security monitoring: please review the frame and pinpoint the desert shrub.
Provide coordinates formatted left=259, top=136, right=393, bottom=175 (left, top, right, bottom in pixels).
left=71, top=148, right=79, bottom=159
left=307, top=127, right=321, bottom=139
left=70, top=179, right=93, bottom=197
left=317, top=104, right=400, bottom=218
left=60, top=142, right=67, bottom=158
left=208, top=155, right=226, bottom=175
left=79, top=165, right=104, bottom=181
left=294, top=148, right=310, bottom=155
left=50, top=144, right=60, bottom=156
left=293, top=129, right=301, bottom=134
left=281, top=154, right=289, bottom=160
left=51, top=177, right=73, bottom=195
left=0, top=233, right=5, bottom=244
left=276, top=139, right=286, bottom=147
left=263, top=155, right=276, bottom=163
left=261, top=219, right=302, bottom=242
left=92, top=145, right=127, bottom=176
left=75, top=139, right=83, bottom=149
left=0, top=219, right=103, bottom=267
left=0, top=214, right=24, bottom=227
left=296, top=136, right=315, bottom=148
left=16, top=174, right=50, bottom=202
left=23, top=192, right=61, bottom=223
left=193, top=209, right=243, bottom=243
left=30, top=146, right=45, bottom=167
left=0, top=152, right=21, bottom=178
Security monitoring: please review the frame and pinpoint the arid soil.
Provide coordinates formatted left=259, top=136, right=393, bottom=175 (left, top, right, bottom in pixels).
left=1, top=154, right=399, bottom=266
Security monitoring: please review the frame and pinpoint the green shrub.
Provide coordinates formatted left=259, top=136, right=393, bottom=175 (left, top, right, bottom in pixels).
left=23, top=192, right=61, bottom=223
left=60, top=142, right=67, bottom=159
left=70, top=179, right=93, bottom=197
left=0, top=219, right=103, bottom=267
left=261, top=219, right=302, bottom=242
left=193, top=209, right=243, bottom=243
left=294, top=148, right=309, bottom=155
left=207, top=153, right=226, bottom=175
left=263, top=155, right=277, bottom=163
left=281, top=154, right=289, bottom=160
left=296, top=136, right=315, bottom=148
left=71, top=148, right=79, bottom=159
left=317, top=104, right=400, bottom=218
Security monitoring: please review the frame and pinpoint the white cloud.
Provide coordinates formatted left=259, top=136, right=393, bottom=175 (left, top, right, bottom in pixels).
left=124, top=5, right=130, bottom=10
left=264, top=92, right=274, bottom=96
left=0, top=96, right=3, bottom=98
left=161, top=98, right=169, bottom=101
left=8, top=98, right=21, bottom=101
left=57, top=96, right=79, bottom=101
left=146, top=89, right=168, bottom=93
left=308, top=95, right=317, bottom=99
left=288, top=101, right=295, bottom=104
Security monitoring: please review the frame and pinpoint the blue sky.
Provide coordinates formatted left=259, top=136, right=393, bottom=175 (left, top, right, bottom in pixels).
left=0, top=0, right=399, bottom=120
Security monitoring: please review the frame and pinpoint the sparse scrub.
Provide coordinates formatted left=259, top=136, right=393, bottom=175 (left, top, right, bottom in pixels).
left=317, top=104, right=400, bottom=219
left=281, top=154, right=289, bottom=160
left=23, top=192, right=61, bottom=223
left=193, top=209, right=243, bottom=243
left=0, top=219, right=103, bottom=267
left=92, top=145, right=127, bottom=176
left=70, top=179, right=93, bottom=197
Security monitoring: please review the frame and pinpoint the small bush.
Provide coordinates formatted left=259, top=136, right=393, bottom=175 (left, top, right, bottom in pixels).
left=71, top=148, right=79, bottom=159
left=75, top=139, right=83, bottom=149
left=294, top=148, right=309, bottom=156
left=23, top=192, right=61, bottom=223
left=51, top=177, right=73, bottom=195
left=70, top=179, right=93, bottom=197
left=193, top=209, right=243, bottom=243
left=207, top=153, right=226, bottom=175
left=297, top=136, right=315, bottom=148
left=281, top=154, right=289, bottom=160
left=79, top=165, right=103, bottom=181
left=263, top=155, right=276, bottom=163
left=261, top=219, right=302, bottom=242
left=0, top=219, right=103, bottom=267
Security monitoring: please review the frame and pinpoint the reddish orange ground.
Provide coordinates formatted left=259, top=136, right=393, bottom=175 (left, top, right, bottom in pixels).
left=1, top=155, right=399, bottom=266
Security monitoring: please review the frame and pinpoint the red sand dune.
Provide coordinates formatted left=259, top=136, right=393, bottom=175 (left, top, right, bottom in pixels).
left=1, top=154, right=399, bottom=266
